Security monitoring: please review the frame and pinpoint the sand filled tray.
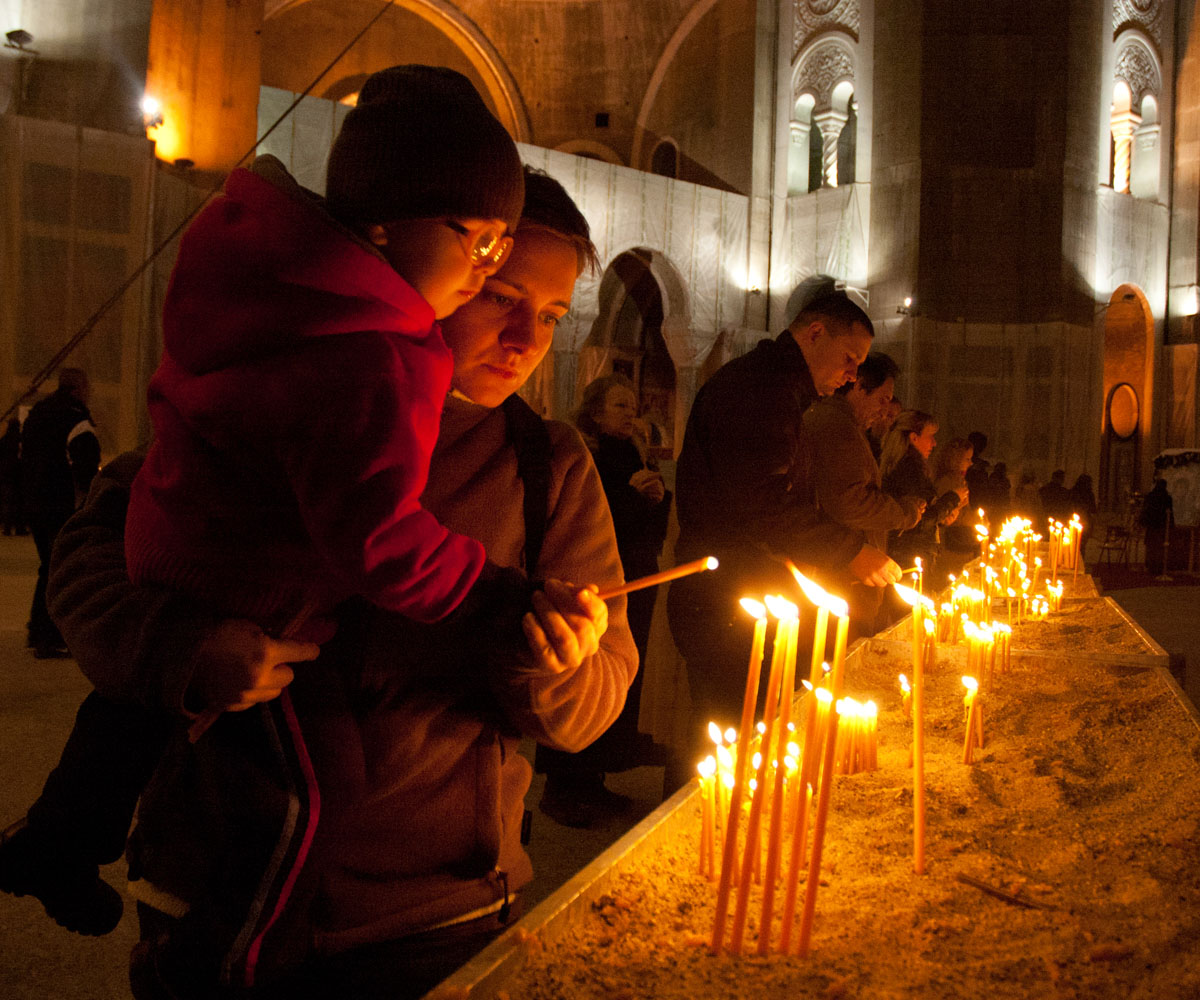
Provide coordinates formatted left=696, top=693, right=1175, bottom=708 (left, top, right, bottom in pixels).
left=874, top=572, right=1165, bottom=667
left=425, top=625, right=1200, bottom=1000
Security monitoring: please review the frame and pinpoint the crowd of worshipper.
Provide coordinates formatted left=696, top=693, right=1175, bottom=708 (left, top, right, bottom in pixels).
left=0, top=60, right=1166, bottom=1000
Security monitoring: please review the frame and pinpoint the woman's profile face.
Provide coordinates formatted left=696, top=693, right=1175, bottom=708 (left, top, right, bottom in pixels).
left=595, top=384, right=637, bottom=438
left=440, top=225, right=580, bottom=408
left=909, top=422, right=938, bottom=460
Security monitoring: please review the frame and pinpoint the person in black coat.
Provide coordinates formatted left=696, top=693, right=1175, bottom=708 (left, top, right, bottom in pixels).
left=669, top=291, right=900, bottom=764
left=0, top=417, right=25, bottom=536
left=21, top=368, right=100, bottom=657
left=536, top=374, right=671, bottom=827
left=1141, top=478, right=1174, bottom=575
left=879, top=410, right=965, bottom=586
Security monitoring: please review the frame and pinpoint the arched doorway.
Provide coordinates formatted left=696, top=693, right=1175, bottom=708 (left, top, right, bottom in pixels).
left=1102, top=382, right=1139, bottom=509
left=261, top=0, right=531, bottom=141
left=580, top=249, right=685, bottom=457
left=1100, top=284, right=1154, bottom=508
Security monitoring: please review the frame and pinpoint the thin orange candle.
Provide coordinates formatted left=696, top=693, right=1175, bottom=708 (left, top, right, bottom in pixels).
left=796, top=700, right=842, bottom=957
left=728, top=599, right=790, bottom=954
left=894, top=582, right=931, bottom=874
left=595, top=555, right=718, bottom=600
left=710, top=598, right=767, bottom=954
left=828, top=600, right=851, bottom=697
left=788, top=563, right=830, bottom=687
left=961, top=676, right=984, bottom=764
left=698, top=757, right=716, bottom=877
left=758, top=605, right=799, bottom=954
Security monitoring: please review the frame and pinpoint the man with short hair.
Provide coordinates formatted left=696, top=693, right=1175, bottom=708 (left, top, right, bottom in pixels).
left=21, top=367, right=99, bottom=658
left=804, top=352, right=924, bottom=635
left=1038, top=468, right=1072, bottom=530
left=669, top=288, right=902, bottom=745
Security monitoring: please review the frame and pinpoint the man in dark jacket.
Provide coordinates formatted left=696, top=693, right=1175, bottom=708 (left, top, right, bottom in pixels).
left=21, top=367, right=99, bottom=658
left=668, top=289, right=901, bottom=750
left=804, top=352, right=924, bottom=636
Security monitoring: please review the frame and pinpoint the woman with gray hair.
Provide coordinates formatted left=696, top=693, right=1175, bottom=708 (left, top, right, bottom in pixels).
left=536, top=372, right=670, bottom=828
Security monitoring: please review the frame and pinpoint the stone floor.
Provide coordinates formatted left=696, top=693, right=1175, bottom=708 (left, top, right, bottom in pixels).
left=0, top=533, right=1196, bottom=999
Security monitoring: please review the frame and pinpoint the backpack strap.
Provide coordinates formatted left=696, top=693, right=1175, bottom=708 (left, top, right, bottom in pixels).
left=501, top=394, right=552, bottom=574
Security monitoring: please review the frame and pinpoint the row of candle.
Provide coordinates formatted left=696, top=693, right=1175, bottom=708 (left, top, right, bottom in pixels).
left=700, top=520, right=1084, bottom=960
left=707, top=567, right=860, bottom=959
left=1048, top=515, right=1084, bottom=581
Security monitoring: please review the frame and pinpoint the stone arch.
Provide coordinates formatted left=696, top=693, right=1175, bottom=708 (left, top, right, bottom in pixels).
left=792, top=32, right=857, bottom=189
left=1113, top=30, right=1162, bottom=111
left=554, top=139, right=624, bottom=165
left=792, top=32, right=856, bottom=110
left=578, top=248, right=692, bottom=451
left=1110, top=30, right=1164, bottom=201
left=631, top=0, right=721, bottom=170
left=263, top=0, right=533, bottom=142
left=1100, top=284, right=1155, bottom=507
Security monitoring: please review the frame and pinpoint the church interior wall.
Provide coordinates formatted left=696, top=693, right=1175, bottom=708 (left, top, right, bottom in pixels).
left=637, top=0, right=756, bottom=193
left=260, top=1, right=495, bottom=114
left=3, top=0, right=1198, bottom=484
left=0, top=0, right=149, bottom=133
left=0, top=114, right=157, bottom=458
left=1168, top=1, right=1200, bottom=345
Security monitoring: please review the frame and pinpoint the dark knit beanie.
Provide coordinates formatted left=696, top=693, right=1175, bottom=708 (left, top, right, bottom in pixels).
left=326, top=65, right=524, bottom=231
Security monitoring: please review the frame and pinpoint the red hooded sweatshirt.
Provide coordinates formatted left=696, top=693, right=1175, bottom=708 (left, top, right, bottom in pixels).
left=125, top=158, right=485, bottom=626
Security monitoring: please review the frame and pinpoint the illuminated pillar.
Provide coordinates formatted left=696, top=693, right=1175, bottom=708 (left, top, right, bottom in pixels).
left=146, top=0, right=264, bottom=177
left=813, top=109, right=848, bottom=188
left=1110, top=109, right=1140, bottom=194
left=787, top=120, right=811, bottom=195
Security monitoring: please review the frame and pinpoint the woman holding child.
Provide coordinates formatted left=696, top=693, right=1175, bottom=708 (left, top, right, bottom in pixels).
left=37, top=67, right=635, bottom=999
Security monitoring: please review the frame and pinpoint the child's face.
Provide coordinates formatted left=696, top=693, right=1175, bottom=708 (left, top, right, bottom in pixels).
left=371, top=216, right=511, bottom=320
left=440, top=224, right=580, bottom=408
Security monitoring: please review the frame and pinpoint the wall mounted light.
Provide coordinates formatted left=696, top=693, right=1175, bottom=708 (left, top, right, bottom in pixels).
left=896, top=295, right=913, bottom=316
left=4, top=28, right=34, bottom=50
left=141, top=95, right=164, bottom=130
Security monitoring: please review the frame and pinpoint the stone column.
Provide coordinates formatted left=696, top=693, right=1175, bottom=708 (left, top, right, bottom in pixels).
left=1110, top=109, right=1141, bottom=194
left=146, top=0, right=264, bottom=182
left=787, top=120, right=811, bottom=195
left=813, top=108, right=849, bottom=188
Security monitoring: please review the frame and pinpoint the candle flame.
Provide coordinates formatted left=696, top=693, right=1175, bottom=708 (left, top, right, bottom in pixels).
left=914, top=556, right=923, bottom=572
left=787, top=741, right=801, bottom=757
left=923, top=618, right=934, bottom=635
left=764, top=593, right=799, bottom=619
left=962, top=675, right=979, bottom=693
left=704, top=556, right=720, bottom=570
left=708, top=721, right=723, bottom=744
left=697, top=756, right=716, bottom=778
left=893, top=581, right=934, bottom=610
left=899, top=673, right=910, bottom=693
left=725, top=727, right=737, bottom=744
left=801, top=679, right=813, bottom=692
left=717, top=744, right=734, bottom=769
left=752, top=752, right=762, bottom=769
left=739, top=596, right=767, bottom=619
left=815, top=687, right=833, bottom=704
left=723, top=772, right=734, bottom=790
left=786, top=562, right=848, bottom=617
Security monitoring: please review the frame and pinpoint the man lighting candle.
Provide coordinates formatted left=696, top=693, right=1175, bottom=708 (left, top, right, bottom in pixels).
left=669, top=278, right=901, bottom=780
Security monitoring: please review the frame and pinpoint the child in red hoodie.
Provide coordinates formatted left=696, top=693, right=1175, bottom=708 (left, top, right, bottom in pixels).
left=127, top=65, right=528, bottom=638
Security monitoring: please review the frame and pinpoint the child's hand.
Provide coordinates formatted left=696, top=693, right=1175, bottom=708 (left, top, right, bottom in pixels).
left=521, top=580, right=609, bottom=674
left=187, top=619, right=321, bottom=712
